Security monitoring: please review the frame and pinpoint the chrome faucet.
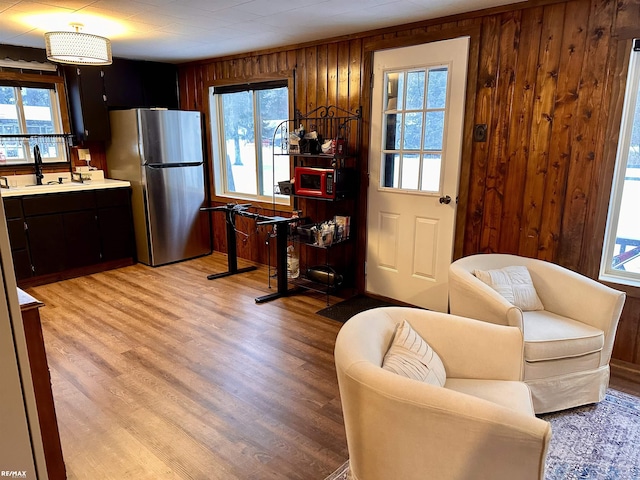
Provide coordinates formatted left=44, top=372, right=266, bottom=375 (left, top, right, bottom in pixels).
left=34, top=145, right=44, bottom=185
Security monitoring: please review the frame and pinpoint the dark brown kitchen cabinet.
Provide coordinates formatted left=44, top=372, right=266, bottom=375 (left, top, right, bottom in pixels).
left=8, top=222, right=32, bottom=279
left=24, top=214, right=66, bottom=276
left=23, top=189, right=101, bottom=275
left=64, top=59, right=178, bottom=143
left=4, top=197, right=33, bottom=280
left=64, top=66, right=110, bottom=142
left=104, top=58, right=178, bottom=109
left=139, top=61, right=179, bottom=109
left=96, top=188, right=134, bottom=262
left=3, top=187, right=134, bottom=287
left=62, top=210, right=102, bottom=269
left=103, top=58, right=145, bottom=108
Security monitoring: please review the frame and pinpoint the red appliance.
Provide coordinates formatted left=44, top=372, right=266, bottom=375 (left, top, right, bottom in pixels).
left=294, top=166, right=356, bottom=199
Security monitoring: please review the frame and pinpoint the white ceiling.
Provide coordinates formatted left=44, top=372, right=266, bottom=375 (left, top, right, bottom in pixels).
left=0, top=0, right=522, bottom=64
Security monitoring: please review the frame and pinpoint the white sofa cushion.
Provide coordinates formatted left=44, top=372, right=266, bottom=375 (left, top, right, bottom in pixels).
left=474, top=266, right=544, bottom=311
left=445, top=378, right=535, bottom=416
left=523, top=310, right=604, bottom=362
left=382, top=319, right=446, bottom=386
left=524, top=351, right=602, bottom=380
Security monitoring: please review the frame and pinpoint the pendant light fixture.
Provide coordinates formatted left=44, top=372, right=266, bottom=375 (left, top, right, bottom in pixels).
left=44, top=23, right=112, bottom=66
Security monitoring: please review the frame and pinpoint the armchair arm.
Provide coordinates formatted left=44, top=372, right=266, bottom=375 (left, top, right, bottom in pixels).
left=337, top=363, right=550, bottom=480
left=527, top=261, right=625, bottom=363
left=528, top=261, right=625, bottom=332
left=449, top=262, right=524, bottom=330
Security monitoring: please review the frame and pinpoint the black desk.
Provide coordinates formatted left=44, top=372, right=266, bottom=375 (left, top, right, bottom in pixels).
left=201, top=204, right=300, bottom=303
left=255, top=215, right=303, bottom=304
left=200, top=204, right=257, bottom=280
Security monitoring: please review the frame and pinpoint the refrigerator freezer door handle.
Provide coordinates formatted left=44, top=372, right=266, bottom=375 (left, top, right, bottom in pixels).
left=147, top=162, right=203, bottom=168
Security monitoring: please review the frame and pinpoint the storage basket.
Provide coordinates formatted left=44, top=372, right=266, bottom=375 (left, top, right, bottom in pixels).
left=297, top=224, right=317, bottom=244
left=277, top=181, right=293, bottom=195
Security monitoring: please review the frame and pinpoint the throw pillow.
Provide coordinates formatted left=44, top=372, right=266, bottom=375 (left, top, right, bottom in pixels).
left=382, top=319, right=446, bottom=387
left=474, top=265, right=544, bottom=311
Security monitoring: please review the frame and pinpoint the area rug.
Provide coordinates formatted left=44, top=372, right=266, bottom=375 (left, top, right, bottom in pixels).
left=324, top=388, right=640, bottom=479
left=541, top=388, right=640, bottom=479
left=316, top=295, right=398, bottom=323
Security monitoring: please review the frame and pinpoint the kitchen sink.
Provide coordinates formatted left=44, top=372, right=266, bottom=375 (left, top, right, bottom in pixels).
left=0, top=171, right=130, bottom=197
left=9, top=182, right=87, bottom=194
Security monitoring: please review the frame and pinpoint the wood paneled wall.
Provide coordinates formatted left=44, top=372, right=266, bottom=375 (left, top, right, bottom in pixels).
left=178, top=0, right=640, bottom=367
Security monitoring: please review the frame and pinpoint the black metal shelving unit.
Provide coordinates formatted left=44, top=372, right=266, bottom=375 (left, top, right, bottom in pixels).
left=270, top=106, right=362, bottom=304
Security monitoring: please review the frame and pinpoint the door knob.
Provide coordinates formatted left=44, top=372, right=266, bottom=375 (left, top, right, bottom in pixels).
left=439, top=195, right=451, bottom=204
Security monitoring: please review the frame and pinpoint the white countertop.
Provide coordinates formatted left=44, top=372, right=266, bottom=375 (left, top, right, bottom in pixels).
left=0, top=171, right=130, bottom=197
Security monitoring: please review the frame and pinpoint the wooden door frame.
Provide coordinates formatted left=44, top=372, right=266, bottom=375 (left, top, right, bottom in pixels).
left=355, top=25, right=481, bottom=293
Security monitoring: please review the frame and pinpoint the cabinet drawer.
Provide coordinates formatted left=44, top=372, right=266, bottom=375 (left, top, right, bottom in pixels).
left=23, top=191, right=97, bottom=216
left=96, top=188, right=130, bottom=208
left=3, top=197, right=24, bottom=219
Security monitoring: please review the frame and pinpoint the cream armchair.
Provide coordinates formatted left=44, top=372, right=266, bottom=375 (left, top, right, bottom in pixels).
left=334, top=307, right=551, bottom=480
left=449, top=253, right=626, bottom=414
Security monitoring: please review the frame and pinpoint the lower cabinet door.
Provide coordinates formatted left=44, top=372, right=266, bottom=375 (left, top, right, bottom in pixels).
left=12, top=250, right=33, bottom=280
left=7, top=218, right=27, bottom=250
left=26, top=215, right=66, bottom=276
left=63, top=211, right=101, bottom=269
left=7, top=218, right=33, bottom=280
left=98, top=206, right=134, bottom=262
left=18, top=188, right=133, bottom=282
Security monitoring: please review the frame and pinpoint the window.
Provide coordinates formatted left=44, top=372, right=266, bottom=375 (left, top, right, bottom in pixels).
left=600, top=39, right=640, bottom=287
left=209, top=81, right=290, bottom=204
left=0, top=83, right=68, bottom=164
left=380, top=66, right=449, bottom=193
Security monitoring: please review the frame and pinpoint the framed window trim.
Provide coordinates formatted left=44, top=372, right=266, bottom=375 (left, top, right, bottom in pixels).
left=206, top=74, right=295, bottom=211
left=597, top=39, right=640, bottom=288
left=0, top=71, right=71, bottom=168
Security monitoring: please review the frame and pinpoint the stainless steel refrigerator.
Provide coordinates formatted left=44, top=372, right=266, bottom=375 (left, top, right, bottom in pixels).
left=106, top=109, right=211, bottom=266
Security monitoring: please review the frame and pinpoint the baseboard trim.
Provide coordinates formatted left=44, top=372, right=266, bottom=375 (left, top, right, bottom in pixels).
left=17, top=258, right=135, bottom=288
left=611, top=359, right=640, bottom=384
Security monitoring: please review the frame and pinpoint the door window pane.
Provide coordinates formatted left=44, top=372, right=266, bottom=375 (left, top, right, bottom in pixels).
left=384, top=113, right=402, bottom=150
left=427, top=68, right=448, bottom=108
left=405, top=70, right=425, bottom=110
left=400, top=154, right=420, bottom=189
left=403, top=112, right=422, bottom=150
left=421, top=154, right=442, bottom=192
left=382, top=153, right=400, bottom=188
left=424, top=111, right=445, bottom=150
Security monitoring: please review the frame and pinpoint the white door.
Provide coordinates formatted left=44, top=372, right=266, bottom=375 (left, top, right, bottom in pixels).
left=366, top=37, right=470, bottom=312
left=0, top=204, right=39, bottom=477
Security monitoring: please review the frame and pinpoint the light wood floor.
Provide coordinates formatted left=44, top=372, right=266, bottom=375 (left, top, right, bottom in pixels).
left=27, top=252, right=640, bottom=479
left=28, top=253, right=349, bottom=480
